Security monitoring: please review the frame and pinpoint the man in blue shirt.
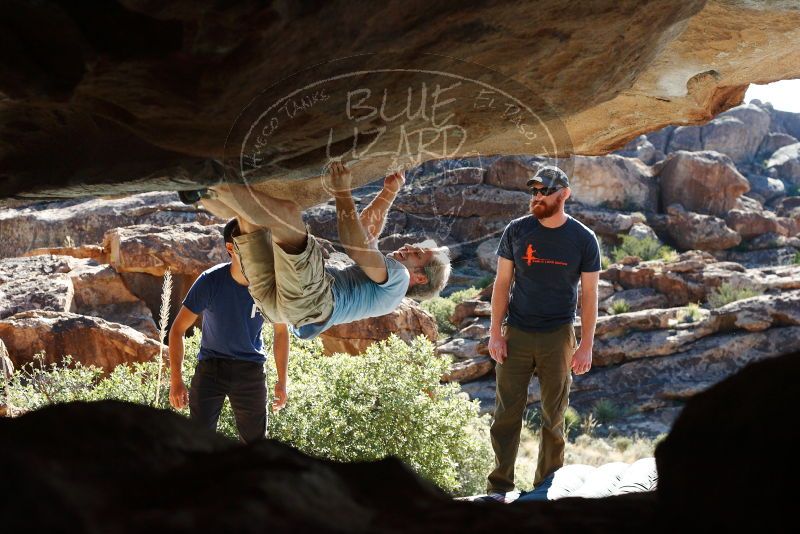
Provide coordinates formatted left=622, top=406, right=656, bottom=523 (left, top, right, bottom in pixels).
left=486, top=166, right=601, bottom=497
left=199, top=162, right=451, bottom=338
left=168, top=219, right=290, bottom=444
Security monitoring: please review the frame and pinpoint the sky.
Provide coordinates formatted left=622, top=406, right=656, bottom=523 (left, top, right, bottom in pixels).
left=745, top=79, right=800, bottom=112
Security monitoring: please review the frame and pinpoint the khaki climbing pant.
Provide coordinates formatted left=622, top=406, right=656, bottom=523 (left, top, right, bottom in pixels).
left=232, top=228, right=334, bottom=327
left=487, top=322, right=577, bottom=492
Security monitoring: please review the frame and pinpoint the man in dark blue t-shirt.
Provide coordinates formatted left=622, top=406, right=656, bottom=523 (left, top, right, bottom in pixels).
left=168, top=219, right=290, bottom=444
left=486, top=166, right=601, bottom=497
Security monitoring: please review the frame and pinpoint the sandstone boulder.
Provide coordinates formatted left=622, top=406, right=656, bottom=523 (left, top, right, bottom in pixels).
left=437, top=337, right=482, bottom=360
left=725, top=209, right=790, bottom=240
left=744, top=174, right=785, bottom=203
left=442, top=356, right=493, bottom=383
left=393, top=184, right=530, bottom=220
left=0, top=311, right=163, bottom=373
left=0, top=255, right=75, bottom=320
left=722, top=247, right=800, bottom=269
left=565, top=204, right=635, bottom=237
left=485, top=156, right=551, bottom=191
left=318, top=299, right=437, bottom=355
left=104, top=222, right=228, bottom=278
left=700, top=104, right=772, bottom=164
left=756, top=132, right=798, bottom=161
left=570, top=155, right=657, bottom=212
left=451, top=300, right=492, bottom=327
left=68, top=261, right=159, bottom=338
left=665, top=204, right=741, bottom=251
left=0, top=193, right=218, bottom=259
left=617, top=135, right=663, bottom=165
left=658, top=151, right=749, bottom=216
left=476, top=238, right=501, bottom=272
left=24, top=244, right=107, bottom=262
left=765, top=142, right=800, bottom=186
left=628, top=223, right=658, bottom=241
left=600, top=288, right=669, bottom=314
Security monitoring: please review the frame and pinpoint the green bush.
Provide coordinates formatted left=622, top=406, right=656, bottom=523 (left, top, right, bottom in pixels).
left=609, top=299, right=630, bottom=315
left=678, top=302, right=703, bottom=323
left=266, top=334, right=492, bottom=495
left=5, top=330, right=492, bottom=496
left=420, top=296, right=457, bottom=336
left=707, top=282, right=760, bottom=308
left=564, top=406, right=581, bottom=439
left=420, top=286, right=482, bottom=337
left=475, top=275, right=494, bottom=289
left=612, top=235, right=677, bottom=263
left=593, top=399, right=622, bottom=424
left=448, top=287, right=481, bottom=305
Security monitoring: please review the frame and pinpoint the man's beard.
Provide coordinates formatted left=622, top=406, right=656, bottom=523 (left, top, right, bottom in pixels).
left=531, top=199, right=559, bottom=219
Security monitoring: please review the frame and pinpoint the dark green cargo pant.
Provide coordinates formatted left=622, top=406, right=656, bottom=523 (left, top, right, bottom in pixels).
left=487, top=322, right=576, bottom=492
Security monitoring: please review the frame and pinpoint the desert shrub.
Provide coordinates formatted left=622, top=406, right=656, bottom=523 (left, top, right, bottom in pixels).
left=564, top=406, right=581, bottom=439
left=448, top=287, right=481, bottom=304
left=794, top=251, right=800, bottom=265
left=5, top=330, right=492, bottom=496
left=612, top=235, right=676, bottom=263
left=678, top=302, right=703, bottom=323
left=609, top=299, right=630, bottom=315
left=707, top=282, right=760, bottom=308
left=266, top=334, right=492, bottom=495
left=475, top=275, right=494, bottom=289
left=420, top=286, right=482, bottom=337
left=612, top=436, right=633, bottom=453
left=420, top=296, right=457, bottom=336
left=593, top=399, right=622, bottom=424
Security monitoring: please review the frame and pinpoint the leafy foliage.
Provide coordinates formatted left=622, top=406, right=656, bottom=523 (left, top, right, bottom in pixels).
left=609, top=299, right=630, bottom=315
left=419, top=296, right=457, bottom=336
left=4, top=330, right=492, bottom=496
left=420, top=286, right=481, bottom=337
left=612, top=235, right=677, bottom=263
left=707, top=282, right=760, bottom=308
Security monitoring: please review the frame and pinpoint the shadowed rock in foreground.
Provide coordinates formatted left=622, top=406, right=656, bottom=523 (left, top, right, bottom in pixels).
left=2, top=352, right=797, bottom=531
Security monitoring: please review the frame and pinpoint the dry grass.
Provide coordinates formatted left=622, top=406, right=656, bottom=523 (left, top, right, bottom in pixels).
left=512, top=427, right=657, bottom=491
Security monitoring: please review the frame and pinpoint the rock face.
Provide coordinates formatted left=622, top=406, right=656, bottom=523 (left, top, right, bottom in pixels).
left=3, top=1, right=800, bottom=201
left=0, top=311, right=163, bottom=373
left=656, top=351, right=800, bottom=529
left=319, top=299, right=438, bottom=356
left=570, top=156, right=657, bottom=212
left=105, top=222, right=228, bottom=278
left=766, top=142, right=800, bottom=186
left=0, top=254, right=159, bottom=338
left=0, top=255, right=75, bottom=320
left=658, top=151, right=750, bottom=216
left=0, top=400, right=668, bottom=533
left=665, top=204, right=741, bottom=251
left=0, top=193, right=217, bottom=259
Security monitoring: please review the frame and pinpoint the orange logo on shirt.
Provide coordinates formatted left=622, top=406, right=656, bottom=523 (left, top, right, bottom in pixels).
left=522, top=243, right=568, bottom=266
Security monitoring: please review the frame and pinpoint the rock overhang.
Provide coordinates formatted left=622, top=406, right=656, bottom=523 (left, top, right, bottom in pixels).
left=1, top=0, right=800, bottom=204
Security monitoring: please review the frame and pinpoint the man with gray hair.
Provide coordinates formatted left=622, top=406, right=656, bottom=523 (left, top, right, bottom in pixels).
left=202, top=162, right=451, bottom=339
left=486, top=165, right=600, bottom=499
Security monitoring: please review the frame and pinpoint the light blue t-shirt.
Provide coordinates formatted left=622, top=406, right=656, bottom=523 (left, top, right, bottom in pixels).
left=183, top=263, right=265, bottom=363
left=292, top=256, right=410, bottom=339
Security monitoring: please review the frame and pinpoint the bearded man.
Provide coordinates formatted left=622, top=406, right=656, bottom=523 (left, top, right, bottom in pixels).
left=485, top=165, right=601, bottom=499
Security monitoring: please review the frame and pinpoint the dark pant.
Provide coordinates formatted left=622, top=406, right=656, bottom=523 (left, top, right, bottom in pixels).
left=487, top=323, right=576, bottom=492
left=189, top=358, right=267, bottom=444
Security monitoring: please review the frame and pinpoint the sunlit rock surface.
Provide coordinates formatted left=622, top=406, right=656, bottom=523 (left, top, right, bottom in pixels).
left=2, top=1, right=800, bottom=201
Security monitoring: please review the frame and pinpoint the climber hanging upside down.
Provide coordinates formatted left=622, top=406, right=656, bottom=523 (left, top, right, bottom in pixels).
left=200, top=162, right=451, bottom=339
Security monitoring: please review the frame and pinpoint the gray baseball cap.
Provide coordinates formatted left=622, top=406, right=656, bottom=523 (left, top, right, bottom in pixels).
left=526, top=166, right=570, bottom=189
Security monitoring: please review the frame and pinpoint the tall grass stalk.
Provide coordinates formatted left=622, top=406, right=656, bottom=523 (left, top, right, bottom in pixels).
left=154, top=269, right=173, bottom=406
left=1, top=340, right=12, bottom=417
